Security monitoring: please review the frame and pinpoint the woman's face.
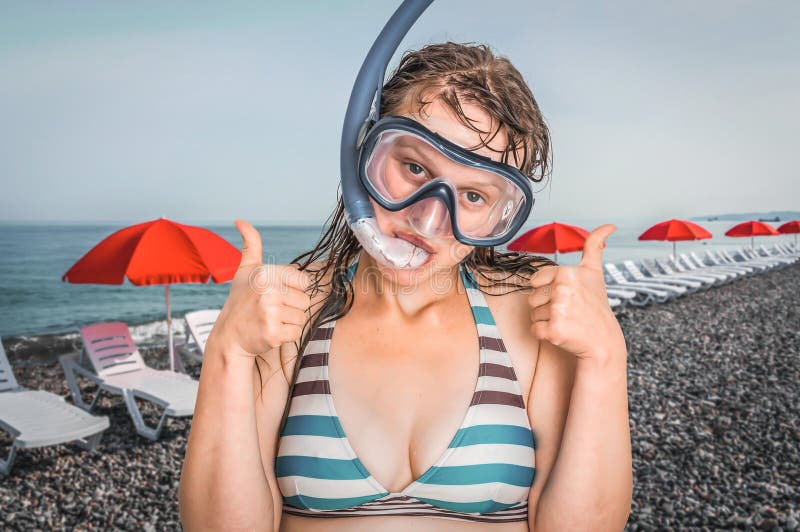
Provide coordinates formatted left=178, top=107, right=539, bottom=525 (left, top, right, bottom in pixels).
left=368, top=96, right=517, bottom=282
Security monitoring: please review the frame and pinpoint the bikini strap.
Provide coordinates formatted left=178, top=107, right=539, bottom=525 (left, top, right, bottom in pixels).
left=459, top=262, right=478, bottom=290
left=459, top=263, right=499, bottom=326
left=343, top=259, right=358, bottom=283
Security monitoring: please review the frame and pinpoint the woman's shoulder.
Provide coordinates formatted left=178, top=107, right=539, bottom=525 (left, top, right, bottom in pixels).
left=467, top=260, right=554, bottom=337
left=276, top=260, right=332, bottom=385
left=467, top=262, right=550, bottom=395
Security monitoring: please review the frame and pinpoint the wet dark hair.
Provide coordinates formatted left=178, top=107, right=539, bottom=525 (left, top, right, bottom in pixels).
left=380, top=42, right=551, bottom=181
left=265, top=43, right=555, bottom=427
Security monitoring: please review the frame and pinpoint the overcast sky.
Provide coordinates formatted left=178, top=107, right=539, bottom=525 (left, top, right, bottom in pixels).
left=1, top=0, right=797, bottom=226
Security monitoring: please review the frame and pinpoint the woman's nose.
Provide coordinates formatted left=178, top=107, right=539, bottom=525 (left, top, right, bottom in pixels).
left=406, top=197, right=452, bottom=238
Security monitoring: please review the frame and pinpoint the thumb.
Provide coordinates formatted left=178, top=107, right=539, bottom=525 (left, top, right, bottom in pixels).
left=235, top=219, right=263, bottom=267
left=579, top=224, right=616, bottom=271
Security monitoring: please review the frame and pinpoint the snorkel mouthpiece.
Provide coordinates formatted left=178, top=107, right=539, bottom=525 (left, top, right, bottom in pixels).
left=352, top=218, right=430, bottom=269
left=340, top=0, right=434, bottom=269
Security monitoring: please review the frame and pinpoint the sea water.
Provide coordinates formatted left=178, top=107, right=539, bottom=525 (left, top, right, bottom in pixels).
left=0, top=220, right=790, bottom=341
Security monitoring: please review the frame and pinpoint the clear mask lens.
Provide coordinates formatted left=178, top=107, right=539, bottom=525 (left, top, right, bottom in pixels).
left=364, top=130, right=527, bottom=241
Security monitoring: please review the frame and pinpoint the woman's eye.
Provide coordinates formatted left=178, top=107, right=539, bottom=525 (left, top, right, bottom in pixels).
left=464, top=191, right=486, bottom=204
left=405, top=162, right=426, bottom=177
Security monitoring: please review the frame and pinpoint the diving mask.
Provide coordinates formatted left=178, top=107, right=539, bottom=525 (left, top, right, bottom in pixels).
left=359, top=116, right=533, bottom=246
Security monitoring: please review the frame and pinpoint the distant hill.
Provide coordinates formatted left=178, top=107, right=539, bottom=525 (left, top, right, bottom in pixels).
left=691, top=211, right=800, bottom=222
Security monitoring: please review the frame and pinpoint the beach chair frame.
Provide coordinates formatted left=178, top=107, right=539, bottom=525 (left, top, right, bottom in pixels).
left=621, top=260, right=702, bottom=293
left=59, top=353, right=175, bottom=441
left=684, top=252, right=748, bottom=279
left=60, top=352, right=172, bottom=441
left=604, top=263, right=684, bottom=299
left=178, top=308, right=220, bottom=363
left=60, top=322, right=197, bottom=441
left=0, top=340, right=109, bottom=475
left=602, top=264, right=672, bottom=306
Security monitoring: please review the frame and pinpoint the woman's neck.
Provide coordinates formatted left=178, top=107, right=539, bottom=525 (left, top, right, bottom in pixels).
left=353, top=251, right=464, bottom=320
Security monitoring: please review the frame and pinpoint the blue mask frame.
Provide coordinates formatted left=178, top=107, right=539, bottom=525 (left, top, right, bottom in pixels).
left=358, top=116, right=534, bottom=246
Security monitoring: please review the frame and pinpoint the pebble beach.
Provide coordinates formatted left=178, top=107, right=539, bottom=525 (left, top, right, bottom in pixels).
left=1, top=263, right=798, bottom=530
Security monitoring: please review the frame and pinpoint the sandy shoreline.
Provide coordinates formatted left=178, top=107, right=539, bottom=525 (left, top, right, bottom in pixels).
left=1, top=264, right=798, bottom=530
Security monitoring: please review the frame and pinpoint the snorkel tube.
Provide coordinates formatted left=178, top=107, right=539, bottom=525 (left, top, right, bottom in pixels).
left=341, top=0, right=434, bottom=269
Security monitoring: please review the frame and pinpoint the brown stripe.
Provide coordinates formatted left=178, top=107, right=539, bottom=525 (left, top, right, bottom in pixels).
left=362, top=496, right=414, bottom=504
left=300, top=352, right=326, bottom=369
left=372, top=496, right=525, bottom=510
left=470, top=390, right=525, bottom=408
left=339, top=503, right=443, bottom=513
left=311, top=326, right=334, bottom=341
left=286, top=495, right=528, bottom=515
left=282, top=507, right=528, bottom=522
left=479, top=336, right=507, bottom=352
left=291, top=380, right=330, bottom=397
left=339, top=499, right=527, bottom=517
left=481, top=362, right=516, bottom=380
left=285, top=497, right=528, bottom=513
left=335, top=511, right=529, bottom=522
left=325, top=495, right=527, bottom=514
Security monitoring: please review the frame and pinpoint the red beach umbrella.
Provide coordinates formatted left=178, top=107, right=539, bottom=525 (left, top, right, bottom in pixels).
left=724, top=220, right=779, bottom=250
left=62, top=217, right=241, bottom=371
left=508, top=222, right=589, bottom=261
left=777, top=220, right=800, bottom=245
left=638, top=219, right=712, bottom=257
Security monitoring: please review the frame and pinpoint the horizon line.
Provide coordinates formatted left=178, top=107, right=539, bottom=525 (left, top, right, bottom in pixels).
left=2, top=210, right=799, bottom=226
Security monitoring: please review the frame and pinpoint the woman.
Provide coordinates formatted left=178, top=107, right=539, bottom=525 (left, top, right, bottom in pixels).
left=179, top=43, right=632, bottom=531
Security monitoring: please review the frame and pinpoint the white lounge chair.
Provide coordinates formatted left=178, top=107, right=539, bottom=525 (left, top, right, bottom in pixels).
left=677, top=253, right=742, bottom=281
left=653, top=258, right=721, bottom=285
left=734, top=248, right=782, bottom=269
left=60, top=322, right=198, bottom=441
left=606, top=287, right=637, bottom=300
left=621, top=260, right=702, bottom=293
left=756, top=245, right=796, bottom=265
left=0, top=339, right=109, bottom=475
left=683, top=253, right=747, bottom=279
left=606, top=287, right=638, bottom=309
left=774, top=243, right=800, bottom=257
left=779, top=243, right=799, bottom=256
left=605, top=263, right=686, bottom=297
left=703, top=250, right=756, bottom=275
left=178, top=309, right=220, bottom=363
left=603, top=264, right=672, bottom=306
left=718, top=249, right=772, bottom=272
left=641, top=259, right=717, bottom=288
left=668, top=256, right=733, bottom=283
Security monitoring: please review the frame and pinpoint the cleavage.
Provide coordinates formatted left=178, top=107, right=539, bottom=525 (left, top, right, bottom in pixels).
left=327, top=304, right=479, bottom=492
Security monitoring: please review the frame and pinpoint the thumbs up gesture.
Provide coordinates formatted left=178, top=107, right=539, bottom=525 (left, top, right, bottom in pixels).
left=209, top=220, right=312, bottom=361
left=528, top=224, right=625, bottom=361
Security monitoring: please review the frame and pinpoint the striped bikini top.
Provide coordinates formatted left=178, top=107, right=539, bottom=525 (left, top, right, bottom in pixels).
left=275, top=258, right=536, bottom=523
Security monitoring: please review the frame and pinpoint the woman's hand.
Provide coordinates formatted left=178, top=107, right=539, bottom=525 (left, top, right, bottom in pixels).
left=207, top=219, right=311, bottom=362
left=527, top=224, right=626, bottom=363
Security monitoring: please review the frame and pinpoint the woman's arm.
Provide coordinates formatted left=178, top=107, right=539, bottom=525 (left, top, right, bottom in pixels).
left=179, top=220, right=310, bottom=531
left=531, top=340, right=632, bottom=531
left=178, top=341, right=276, bottom=531
left=524, top=225, right=632, bottom=530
